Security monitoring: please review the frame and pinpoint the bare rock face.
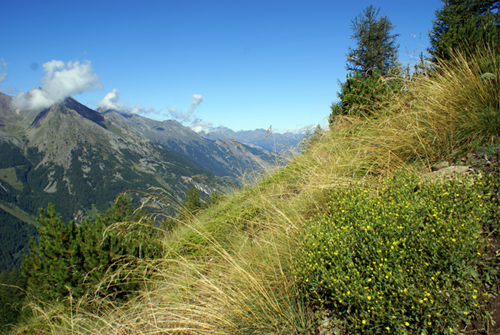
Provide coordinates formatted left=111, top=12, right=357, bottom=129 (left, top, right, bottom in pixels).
left=422, top=164, right=473, bottom=182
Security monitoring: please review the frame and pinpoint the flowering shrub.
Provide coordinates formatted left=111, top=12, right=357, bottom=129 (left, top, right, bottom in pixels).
left=296, top=172, right=491, bottom=334
left=468, top=145, right=500, bottom=235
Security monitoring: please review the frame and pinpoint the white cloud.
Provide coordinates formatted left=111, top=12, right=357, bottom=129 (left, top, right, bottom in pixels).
left=12, top=60, right=102, bottom=112
left=165, top=94, right=203, bottom=123
left=190, top=94, right=203, bottom=111
left=97, top=88, right=160, bottom=115
left=165, top=94, right=211, bottom=131
left=97, top=88, right=122, bottom=111
left=190, top=117, right=216, bottom=133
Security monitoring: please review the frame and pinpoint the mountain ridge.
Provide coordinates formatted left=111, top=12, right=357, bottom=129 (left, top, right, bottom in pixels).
left=198, top=126, right=304, bottom=152
left=0, top=92, right=287, bottom=225
left=0, top=93, right=233, bottom=222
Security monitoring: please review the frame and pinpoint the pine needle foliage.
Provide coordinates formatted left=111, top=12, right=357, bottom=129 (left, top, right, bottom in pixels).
left=331, top=5, right=401, bottom=120
left=346, top=5, right=399, bottom=78
left=22, top=195, right=163, bottom=303
left=429, top=0, right=500, bottom=62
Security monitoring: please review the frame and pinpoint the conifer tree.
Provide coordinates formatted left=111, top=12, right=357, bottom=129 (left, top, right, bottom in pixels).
left=22, top=204, right=82, bottom=301
left=181, top=185, right=203, bottom=215
left=428, top=0, right=500, bottom=62
left=330, top=5, right=400, bottom=121
left=346, top=5, right=400, bottom=77
left=22, top=195, right=162, bottom=301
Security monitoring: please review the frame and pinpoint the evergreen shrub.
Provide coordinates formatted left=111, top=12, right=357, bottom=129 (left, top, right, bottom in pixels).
left=22, top=195, right=163, bottom=302
left=329, top=70, right=402, bottom=121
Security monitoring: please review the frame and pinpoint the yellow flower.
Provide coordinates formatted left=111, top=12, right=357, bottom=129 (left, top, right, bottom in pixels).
left=405, top=322, right=409, bottom=327
left=362, top=320, right=366, bottom=325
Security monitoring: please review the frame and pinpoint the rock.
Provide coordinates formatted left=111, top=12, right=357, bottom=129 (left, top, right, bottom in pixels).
left=422, top=165, right=472, bottom=182
left=431, top=161, right=449, bottom=171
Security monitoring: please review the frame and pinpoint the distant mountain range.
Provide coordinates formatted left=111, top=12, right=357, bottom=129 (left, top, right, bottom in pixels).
left=198, top=126, right=303, bottom=152
left=0, top=92, right=282, bottom=219
left=0, top=92, right=291, bottom=272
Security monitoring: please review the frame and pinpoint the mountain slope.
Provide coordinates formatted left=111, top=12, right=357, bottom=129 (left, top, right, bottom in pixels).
left=0, top=93, right=227, bottom=224
left=102, top=110, right=276, bottom=178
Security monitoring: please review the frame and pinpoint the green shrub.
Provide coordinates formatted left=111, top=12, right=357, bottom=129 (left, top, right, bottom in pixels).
left=22, top=195, right=163, bottom=302
left=329, top=69, right=403, bottom=122
left=469, top=146, right=500, bottom=235
left=296, top=172, right=489, bottom=334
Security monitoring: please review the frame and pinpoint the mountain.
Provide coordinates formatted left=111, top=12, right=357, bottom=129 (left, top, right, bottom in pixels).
left=0, top=94, right=227, bottom=224
left=198, top=126, right=304, bottom=152
left=101, top=110, right=276, bottom=178
left=0, top=92, right=278, bottom=272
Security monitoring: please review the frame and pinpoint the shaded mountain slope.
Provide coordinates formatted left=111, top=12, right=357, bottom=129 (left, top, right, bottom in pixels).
left=0, top=94, right=227, bottom=224
left=102, top=110, right=275, bottom=178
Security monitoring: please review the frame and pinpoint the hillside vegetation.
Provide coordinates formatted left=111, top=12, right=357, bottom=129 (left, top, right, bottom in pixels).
left=4, top=49, right=499, bottom=335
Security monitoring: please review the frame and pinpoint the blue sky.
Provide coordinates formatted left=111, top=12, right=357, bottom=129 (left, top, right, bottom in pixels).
left=0, top=0, right=442, bottom=132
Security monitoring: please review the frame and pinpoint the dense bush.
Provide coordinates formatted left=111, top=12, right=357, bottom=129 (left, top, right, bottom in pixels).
left=22, top=195, right=163, bottom=302
left=296, top=172, right=491, bottom=334
left=329, top=69, right=403, bottom=121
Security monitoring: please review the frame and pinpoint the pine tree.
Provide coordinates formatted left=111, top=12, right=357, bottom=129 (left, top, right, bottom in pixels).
left=428, top=0, right=500, bottom=62
left=22, top=196, right=162, bottom=301
left=180, top=185, right=203, bottom=217
left=329, top=5, right=400, bottom=121
left=22, top=204, right=82, bottom=301
left=346, top=5, right=400, bottom=77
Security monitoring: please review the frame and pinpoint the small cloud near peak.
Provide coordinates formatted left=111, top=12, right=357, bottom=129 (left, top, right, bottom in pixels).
left=165, top=94, right=205, bottom=124
left=97, top=88, right=161, bottom=115
left=97, top=88, right=122, bottom=111
left=12, top=60, right=102, bottom=112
